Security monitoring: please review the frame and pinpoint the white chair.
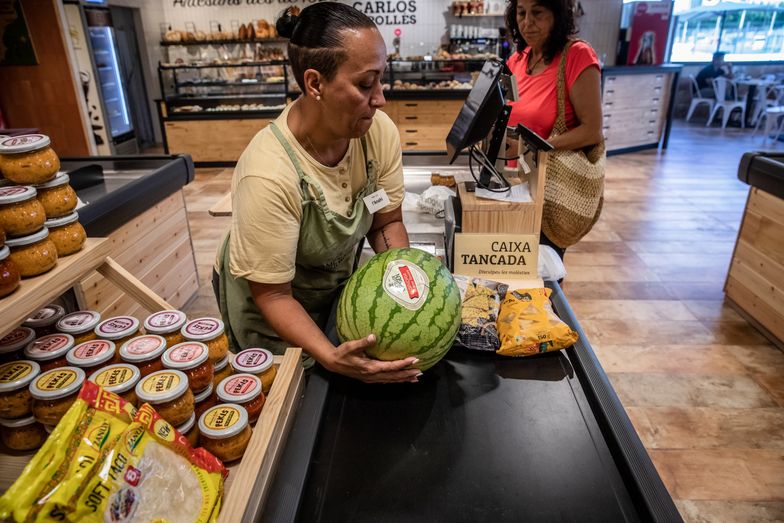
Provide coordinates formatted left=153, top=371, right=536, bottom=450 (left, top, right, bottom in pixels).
left=686, top=74, right=715, bottom=122
left=755, top=106, right=784, bottom=144
left=706, top=77, right=746, bottom=128
left=751, top=82, right=779, bottom=126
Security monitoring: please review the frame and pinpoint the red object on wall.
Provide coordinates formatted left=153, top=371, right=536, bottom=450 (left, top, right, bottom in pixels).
left=627, top=1, right=673, bottom=66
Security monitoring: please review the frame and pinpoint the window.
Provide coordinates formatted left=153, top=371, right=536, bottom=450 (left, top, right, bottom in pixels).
left=669, top=0, right=784, bottom=62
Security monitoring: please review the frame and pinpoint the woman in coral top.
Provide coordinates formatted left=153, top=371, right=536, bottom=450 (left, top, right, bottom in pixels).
left=505, top=0, right=603, bottom=257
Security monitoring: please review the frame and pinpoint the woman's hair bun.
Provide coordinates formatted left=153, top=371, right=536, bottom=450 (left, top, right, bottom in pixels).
left=276, top=7, right=300, bottom=39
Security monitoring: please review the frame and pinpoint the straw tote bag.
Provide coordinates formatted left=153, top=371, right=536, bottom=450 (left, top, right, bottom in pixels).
left=541, top=40, right=605, bottom=248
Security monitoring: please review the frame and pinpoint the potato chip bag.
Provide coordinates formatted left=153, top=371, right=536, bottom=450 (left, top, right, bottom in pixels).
left=0, top=381, right=136, bottom=522
left=454, top=275, right=508, bottom=352
left=497, top=288, right=579, bottom=357
left=72, top=403, right=226, bottom=523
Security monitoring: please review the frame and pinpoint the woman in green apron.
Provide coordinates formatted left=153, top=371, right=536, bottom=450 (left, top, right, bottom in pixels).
left=214, top=4, right=422, bottom=384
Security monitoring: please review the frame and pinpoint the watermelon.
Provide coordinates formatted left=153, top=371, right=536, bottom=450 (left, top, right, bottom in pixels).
left=337, top=247, right=462, bottom=371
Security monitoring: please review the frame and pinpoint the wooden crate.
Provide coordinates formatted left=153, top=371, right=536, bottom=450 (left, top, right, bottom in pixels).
left=165, top=118, right=271, bottom=163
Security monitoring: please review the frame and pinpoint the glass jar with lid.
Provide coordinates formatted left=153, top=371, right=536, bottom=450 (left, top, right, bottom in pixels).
left=89, top=363, right=141, bottom=406
left=5, top=227, right=58, bottom=277
left=66, top=339, right=119, bottom=375
left=175, top=412, right=199, bottom=448
left=30, top=366, right=85, bottom=426
left=0, top=414, right=47, bottom=451
left=57, top=310, right=101, bottom=345
left=45, top=212, right=85, bottom=256
left=35, top=172, right=77, bottom=218
left=24, top=333, right=75, bottom=372
left=198, top=403, right=251, bottom=463
left=143, top=310, right=187, bottom=347
left=0, top=327, right=35, bottom=363
left=0, top=359, right=40, bottom=419
left=212, top=353, right=232, bottom=388
left=194, top=381, right=217, bottom=420
left=0, top=246, right=20, bottom=299
left=181, top=318, right=229, bottom=364
left=162, top=342, right=214, bottom=393
left=135, top=369, right=194, bottom=427
left=23, top=303, right=66, bottom=337
left=95, top=316, right=141, bottom=347
left=216, top=373, right=265, bottom=423
left=0, top=134, right=60, bottom=184
left=119, top=335, right=167, bottom=377
left=0, top=185, right=46, bottom=237
left=231, top=348, right=276, bottom=395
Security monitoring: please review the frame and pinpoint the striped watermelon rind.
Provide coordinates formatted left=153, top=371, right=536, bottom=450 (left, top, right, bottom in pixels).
left=337, top=247, right=462, bottom=371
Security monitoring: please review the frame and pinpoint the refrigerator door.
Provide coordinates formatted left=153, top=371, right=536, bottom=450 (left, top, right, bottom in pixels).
left=88, top=25, right=134, bottom=141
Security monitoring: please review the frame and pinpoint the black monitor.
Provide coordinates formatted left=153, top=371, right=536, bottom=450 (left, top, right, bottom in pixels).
left=445, top=59, right=507, bottom=164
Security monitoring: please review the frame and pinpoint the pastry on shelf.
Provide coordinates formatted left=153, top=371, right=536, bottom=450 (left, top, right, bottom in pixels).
left=164, top=29, right=181, bottom=43
left=195, top=30, right=207, bottom=41
left=238, top=24, right=248, bottom=40
left=248, top=22, right=256, bottom=41
left=184, top=31, right=196, bottom=42
left=257, top=19, right=270, bottom=39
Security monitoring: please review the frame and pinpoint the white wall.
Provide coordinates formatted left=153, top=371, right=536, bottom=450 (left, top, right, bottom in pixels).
left=575, top=0, right=623, bottom=66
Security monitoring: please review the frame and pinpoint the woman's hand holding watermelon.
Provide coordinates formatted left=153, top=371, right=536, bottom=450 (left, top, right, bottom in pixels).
left=326, top=334, right=423, bottom=384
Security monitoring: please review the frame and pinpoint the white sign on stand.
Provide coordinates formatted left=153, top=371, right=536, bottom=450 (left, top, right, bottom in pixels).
left=453, top=233, right=540, bottom=287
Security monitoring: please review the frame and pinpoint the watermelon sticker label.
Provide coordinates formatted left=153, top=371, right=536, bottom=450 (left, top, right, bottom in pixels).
left=383, top=260, right=429, bottom=311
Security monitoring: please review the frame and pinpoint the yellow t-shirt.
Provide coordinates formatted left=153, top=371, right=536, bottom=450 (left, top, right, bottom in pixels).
left=228, top=104, right=404, bottom=284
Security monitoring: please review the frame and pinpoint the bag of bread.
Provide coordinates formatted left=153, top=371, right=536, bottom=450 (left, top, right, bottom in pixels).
left=72, top=403, right=227, bottom=523
left=497, top=288, right=579, bottom=357
left=0, top=381, right=136, bottom=522
left=454, top=275, right=508, bottom=352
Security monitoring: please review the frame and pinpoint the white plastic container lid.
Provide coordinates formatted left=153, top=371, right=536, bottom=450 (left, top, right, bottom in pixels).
left=232, top=348, right=274, bottom=374
left=0, top=134, right=51, bottom=154
left=0, top=246, right=8, bottom=261
left=0, top=185, right=36, bottom=205
left=24, top=333, right=74, bottom=362
left=67, top=339, right=116, bottom=368
left=135, top=369, right=189, bottom=404
left=198, top=403, right=248, bottom=440
left=36, top=172, right=69, bottom=189
left=29, top=367, right=85, bottom=400
left=5, top=227, right=49, bottom=248
left=57, top=310, right=101, bottom=335
left=95, top=316, right=140, bottom=340
left=214, top=353, right=230, bottom=372
left=0, top=327, right=36, bottom=354
left=181, top=317, right=224, bottom=341
left=194, top=382, right=214, bottom=403
left=89, top=363, right=140, bottom=395
left=24, top=304, right=65, bottom=329
left=176, top=412, right=197, bottom=434
left=0, top=360, right=40, bottom=392
left=44, top=212, right=79, bottom=229
left=0, top=414, right=38, bottom=428
left=119, top=335, right=167, bottom=362
left=144, top=310, right=187, bottom=335
left=162, top=342, right=209, bottom=370
left=216, top=373, right=262, bottom=404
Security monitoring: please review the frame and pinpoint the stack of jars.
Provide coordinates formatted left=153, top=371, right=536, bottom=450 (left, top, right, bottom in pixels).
left=0, top=135, right=86, bottom=298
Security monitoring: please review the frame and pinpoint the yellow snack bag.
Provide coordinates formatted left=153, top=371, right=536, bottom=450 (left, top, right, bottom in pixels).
left=0, top=381, right=136, bottom=523
left=72, top=403, right=227, bottom=523
left=497, top=288, right=579, bottom=357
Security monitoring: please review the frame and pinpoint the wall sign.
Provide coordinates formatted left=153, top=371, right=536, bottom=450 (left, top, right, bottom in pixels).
left=453, top=233, right=539, bottom=282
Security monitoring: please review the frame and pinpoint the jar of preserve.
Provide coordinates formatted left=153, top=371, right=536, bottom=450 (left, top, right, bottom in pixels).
left=95, top=316, right=140, bottom=346
left=0, top=185, right=46, bottom=237
left=0, top=360, right=40, bottom=419
left=176, top=412, right=199, bottom=448
left=0, top=327, right=35, bottom=363
left=66, top=339, right=118, bottom=375
left=162, top=342, right=214, bottom=393
left=216, top=374, right=265, bottom=424
left=35, top=172, right=77, bottom=218
left=6, top=227, right=58, bottom=277
left=45, top=212, right=85, bottom=256
left=143, top=310, right=187, bottom=347
left=212, top=354, right=232, bottom=388
left=181, top=318, right=229, bottom=364
left=30, top=366, right=85, bottom=426
left=194, top=382, right=217, bottom=420
left=119, top=335, right=167, bottom=377
left=57, top=310, right=101, bottom=345
left=0, top=414, right=47, bottom=451
left=198, top=403, right=251, bottom=463
left=135, top=369, right=194, bottom=427
left=89, top=363, right=140, bottom=406
left=0, top=246, right=20, bottom=299
left=0, top=134, right=60, bottom=185
left=24, top=333, right=75, bottom=372
left=23, top=303, right=66, bottom=337
left=232, top=348, right=276, bottom=395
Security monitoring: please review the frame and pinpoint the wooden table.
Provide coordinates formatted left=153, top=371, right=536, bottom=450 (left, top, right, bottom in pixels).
left=209, top=192, right=232, bottom=217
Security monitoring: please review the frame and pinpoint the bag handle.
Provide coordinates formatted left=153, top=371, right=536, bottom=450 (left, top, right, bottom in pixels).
left=553, top=40, right=578, bottom=135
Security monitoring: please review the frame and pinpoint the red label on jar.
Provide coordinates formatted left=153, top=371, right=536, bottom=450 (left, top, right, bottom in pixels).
left=0, top=328, right=31, bottom=347
left=60, top=312, right=98, bottom=328
left=0, top=186, right=28, bottom=197
left=98, top=317, right=135, bottom=334
left=184, top=319, right=219, bottom=336
left=169, top=343, right=205, bottom=363
left=222, top=375, right=259, bottom=397
left=1, top=135, right=45, bottom=147
left=29, top=306, right=58, bottom=321
left=74, top=340, right=111, bottom=359
left=234, top=349, right=270, bottom=368
left=147, top=311, right=184, bottom=328
left=29, top=334, right=70, bottom=354
left=124, top=336, right=164, bottom=356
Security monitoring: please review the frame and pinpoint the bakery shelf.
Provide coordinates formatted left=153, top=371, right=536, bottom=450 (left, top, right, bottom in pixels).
left=160, top=37, right=288, bottom=46
left=159, top=60, right=287, bottom=70
left=175, top=80, right=284, bottom=87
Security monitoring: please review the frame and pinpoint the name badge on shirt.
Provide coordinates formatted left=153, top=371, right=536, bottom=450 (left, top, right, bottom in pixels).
left=363, top=188, right=390, bottom=214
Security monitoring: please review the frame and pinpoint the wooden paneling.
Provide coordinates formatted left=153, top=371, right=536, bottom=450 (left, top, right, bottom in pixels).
left=384, top=99, right=463, bottom=152
left=0, top=0, right=91, bottom=155
left=165, top=118, right=270, bottom=163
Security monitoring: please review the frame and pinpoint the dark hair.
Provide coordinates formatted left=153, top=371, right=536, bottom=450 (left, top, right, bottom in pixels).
left=504, top=0, right=577, bottom=64
left=713, top=52, right=726, bottom=60
left=276, top=3, right=376, bottom=91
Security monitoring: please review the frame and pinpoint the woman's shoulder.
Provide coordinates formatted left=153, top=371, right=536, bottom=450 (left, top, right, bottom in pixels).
left=567, top=40, right=599, bottom=64
left=507, top=48, right=529, bottom=71
left=235, top=125, right=298, bottom=187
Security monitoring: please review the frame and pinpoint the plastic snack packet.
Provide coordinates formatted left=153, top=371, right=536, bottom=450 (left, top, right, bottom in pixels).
left=453, top=275, right=508, bottom=352
left=0, top=381, right=136, bottom=522
left=497, top=288, right=579, bottom=357
left=72, top=403, right=227, bottom=523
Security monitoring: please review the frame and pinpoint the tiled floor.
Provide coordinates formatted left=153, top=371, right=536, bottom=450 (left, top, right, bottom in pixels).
left=180, top=122, right=784, bottom=522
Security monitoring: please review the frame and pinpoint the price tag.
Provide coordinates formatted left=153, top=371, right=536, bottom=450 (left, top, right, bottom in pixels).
left=363, top=188, right=390, bottom=214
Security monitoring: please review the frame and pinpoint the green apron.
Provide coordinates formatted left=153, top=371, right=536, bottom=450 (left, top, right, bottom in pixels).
left=217, top=123, right=378, bottom=359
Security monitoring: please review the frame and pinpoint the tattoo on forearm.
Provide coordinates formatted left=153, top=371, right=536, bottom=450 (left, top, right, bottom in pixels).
left=381, top=227, right=391, bottom=249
